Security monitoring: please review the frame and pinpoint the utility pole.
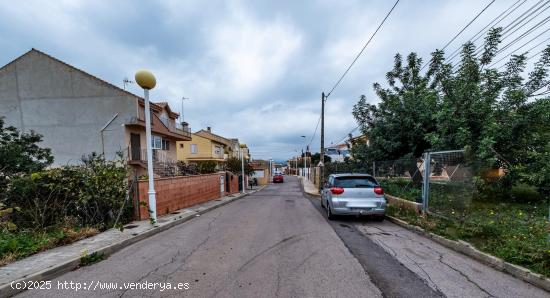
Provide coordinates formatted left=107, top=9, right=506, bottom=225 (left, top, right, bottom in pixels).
left=320, top=92, right=325, bottom=187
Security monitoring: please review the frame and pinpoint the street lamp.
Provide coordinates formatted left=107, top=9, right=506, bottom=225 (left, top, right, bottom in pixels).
left=181, top=97, right=189, bottom=123
left=301, top=136, right=306, bottom=177
left=240, top=145, right=246, bottom=194
left=135, top=70, right=158, bottom=224
left=294, top=149, right=299, bottom=176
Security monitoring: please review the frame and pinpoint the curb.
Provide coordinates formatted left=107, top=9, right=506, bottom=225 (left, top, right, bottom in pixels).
left=0, top=188, right=264, bottom=297
left=298, top=177, right=320, bottom=197
left=386, top=215, right=550, bottom=293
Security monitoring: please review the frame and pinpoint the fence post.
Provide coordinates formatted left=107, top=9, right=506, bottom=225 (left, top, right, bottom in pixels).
left=372, top=161, right=376, bottom=178
left=422, top=152, right=431, bottom=213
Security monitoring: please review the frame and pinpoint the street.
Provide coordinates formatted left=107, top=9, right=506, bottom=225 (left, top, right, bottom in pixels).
left=19, top=177, right=549, bottom=298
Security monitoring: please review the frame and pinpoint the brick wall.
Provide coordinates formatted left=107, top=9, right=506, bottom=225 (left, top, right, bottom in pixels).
left=226, top=172, right=239, bottom=195
left=137, top=173, right=226, bottom=220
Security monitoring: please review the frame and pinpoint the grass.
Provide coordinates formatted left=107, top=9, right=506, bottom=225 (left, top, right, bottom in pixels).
left=387, top=190, right=550, bottom=278
left=379, top=178, right=422, bottom=202
left=0, top=226, right=99, bottom=266
left=80, top=251, right=105, bottom=266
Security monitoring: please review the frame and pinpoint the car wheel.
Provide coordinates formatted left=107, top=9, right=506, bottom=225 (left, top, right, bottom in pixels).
left=327, top=205, right=335, bottom=220
left=373, top=215, right=385, bottom=222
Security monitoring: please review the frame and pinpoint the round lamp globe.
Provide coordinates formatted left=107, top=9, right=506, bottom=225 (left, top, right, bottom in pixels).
left=135, top=70, right=156, bottom=90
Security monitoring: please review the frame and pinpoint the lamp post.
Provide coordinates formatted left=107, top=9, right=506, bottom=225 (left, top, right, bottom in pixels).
left=240, top=147, right=246, bottom=194
left=135, top=70, right=157, bottom=224
left=181, top=97, right=189, bottom=123
left=294, top=150, right=299, bottom=176
left=301, top=136, right=306, bottom=177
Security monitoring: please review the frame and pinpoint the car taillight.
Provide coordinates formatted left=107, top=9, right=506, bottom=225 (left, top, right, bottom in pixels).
left=374, top=186, right=384, bottom=195
left=330, top=187, right=344, bottom=195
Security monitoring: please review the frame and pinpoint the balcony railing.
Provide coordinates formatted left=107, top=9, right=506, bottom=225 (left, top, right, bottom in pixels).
left=128, top=147, right=172, bottom=164
left=130, top=109, right=191, bottom=139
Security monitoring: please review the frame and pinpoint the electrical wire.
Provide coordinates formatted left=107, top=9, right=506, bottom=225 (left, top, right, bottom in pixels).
left=488, top=28, right=550, bottom=68
left=445, top=0, right=527, bottom=63
left=308, top=115, right=321, bottom=147
left=326, top=0, right=400, bottom=98
left=453, top=14, right=550, bottom=71
left=421, top=0, right=496, bottom=70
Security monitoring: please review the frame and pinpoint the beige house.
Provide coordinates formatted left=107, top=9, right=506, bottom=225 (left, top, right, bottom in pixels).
left=0, top=48, right=191, bottom=176
left=177, top=127, right=237, bottom=168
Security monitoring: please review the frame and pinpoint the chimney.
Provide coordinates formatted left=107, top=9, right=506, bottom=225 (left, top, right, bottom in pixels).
left=207, top=126, right=211, bottom=132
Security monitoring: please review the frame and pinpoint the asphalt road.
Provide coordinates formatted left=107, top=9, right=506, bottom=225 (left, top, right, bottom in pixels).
left=306, top=186, right=549, bottom=298
left=19, top=176, right=549, bottom=298
left=20, top=176, right=381, bottom=298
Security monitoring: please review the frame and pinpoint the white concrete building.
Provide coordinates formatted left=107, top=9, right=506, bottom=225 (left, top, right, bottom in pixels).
left=0, top=49, right=191, bottom=175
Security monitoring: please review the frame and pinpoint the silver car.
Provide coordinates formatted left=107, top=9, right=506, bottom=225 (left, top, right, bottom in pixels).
left=321, top=173, right=386, bottom=220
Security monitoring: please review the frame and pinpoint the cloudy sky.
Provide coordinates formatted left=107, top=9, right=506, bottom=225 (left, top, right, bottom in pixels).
left=1, top=0, right=546, bottom=161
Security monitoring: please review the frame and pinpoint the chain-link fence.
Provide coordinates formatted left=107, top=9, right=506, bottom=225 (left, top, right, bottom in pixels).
left=316, top=148, right=550, bottom=276
left=423, top=150, right=476, bottom=220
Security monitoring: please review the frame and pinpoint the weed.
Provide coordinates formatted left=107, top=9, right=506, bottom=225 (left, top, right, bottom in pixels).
left=80, top=251, right=105, bottom=266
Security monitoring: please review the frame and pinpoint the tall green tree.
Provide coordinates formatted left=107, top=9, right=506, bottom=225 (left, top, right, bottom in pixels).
left=352, top=52, right=438, bottom=162
left=224, top=157, right=254, bottom=176
left=352, top=27, right=550, bottom=191
left=0, top=118, right=53, bottom=198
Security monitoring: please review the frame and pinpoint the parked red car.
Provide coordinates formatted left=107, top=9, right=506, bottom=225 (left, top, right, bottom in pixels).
left=273, top=174, right=284, bottom=183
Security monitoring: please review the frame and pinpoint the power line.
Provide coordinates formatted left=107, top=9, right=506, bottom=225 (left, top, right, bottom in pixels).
left=308, top=115, right=321, bottom=147
left=421, top=0, right=496, bottom=70
left=500, top=0, right=549, bottom=37
left=498, top=15, right=550, bottom=53
left=442, top=0, right=497, bottom=51
left=451, top=0, right=550, bottom=69
left=445, top=0, right=527, bottom=64
left=453, top=13, right=550, bottom=71
left=329, top=124, right=361, bottom=149
left=497, top=46, right=548, bottom=70
left=489, top=27, right=550, bottom=68
left=326, top=0, right=400, bottom=98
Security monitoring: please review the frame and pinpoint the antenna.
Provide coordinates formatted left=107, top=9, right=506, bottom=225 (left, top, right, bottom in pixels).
left=123, top=77, right=134, bottom=90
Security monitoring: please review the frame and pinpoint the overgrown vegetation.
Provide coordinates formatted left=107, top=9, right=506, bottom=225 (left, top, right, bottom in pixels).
left=0, top=119, right=131, bottom=265
left=80, top=251, right=105, bottom=267
left=346, top=28, right=550, bottom=276
left=224, top=157, right=255, bottom=176
left=195, top=160, right=218, bottom=174
left=350, top=28, right=550, bottom=196
left=387, top=201, right=550, bottom=278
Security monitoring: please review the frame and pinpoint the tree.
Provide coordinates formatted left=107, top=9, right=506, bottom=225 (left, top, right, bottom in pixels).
left=0, top=118, right=53, bottom=197
left=352, top=28, right=550, bottom=192
left=352, top=52, right=438, bottom=161
left=310, top=153, right=331, bottom=166
left=224, top=157, right=254, bottom=176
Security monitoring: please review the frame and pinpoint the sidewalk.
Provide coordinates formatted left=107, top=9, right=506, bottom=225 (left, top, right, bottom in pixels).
left=0, top=187, right=265, bottom=297
left=300, top=176, right=320, bottom=196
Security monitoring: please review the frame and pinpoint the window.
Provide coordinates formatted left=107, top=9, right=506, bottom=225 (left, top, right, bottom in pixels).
left=161, top=139, right=170, bottom=150
left=151, top=135, right=169, bottom=150
left=334, top=176, right=378, bottom=188
left=179, top=143, right=184, bottom=149
left=214, top=145, right=222, bottom=156
left=190, top=144, right=198, bottom=154
left=151, top=135, right=162, bottom=149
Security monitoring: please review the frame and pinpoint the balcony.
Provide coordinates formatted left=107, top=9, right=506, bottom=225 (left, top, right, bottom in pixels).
left=126, top=109, right=191, bottom=140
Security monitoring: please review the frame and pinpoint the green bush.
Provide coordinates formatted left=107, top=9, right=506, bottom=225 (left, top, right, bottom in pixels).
left=379, top=179, right=422, bottom=202
left=510, top=184, right=543, bottom=203
left=196, top=160, right=218, bottom=174
left=6, top=153, right=132, bottom=230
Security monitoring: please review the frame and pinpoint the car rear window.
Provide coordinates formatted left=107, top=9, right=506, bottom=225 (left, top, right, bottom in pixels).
left=334, top=176, right=377, bottom=188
